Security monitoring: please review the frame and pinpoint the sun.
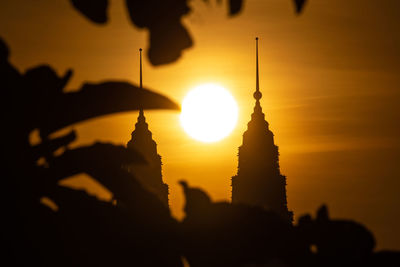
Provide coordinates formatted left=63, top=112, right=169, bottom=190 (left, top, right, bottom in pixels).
left=180, top=83, right=239, bottom=143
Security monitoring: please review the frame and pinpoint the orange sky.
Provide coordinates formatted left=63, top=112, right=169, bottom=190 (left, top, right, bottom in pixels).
left=1, top=0, right=399, bottom=250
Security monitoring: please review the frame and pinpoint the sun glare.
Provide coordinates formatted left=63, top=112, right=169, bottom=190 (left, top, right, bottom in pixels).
left=180, top=84, right=239, bottom=143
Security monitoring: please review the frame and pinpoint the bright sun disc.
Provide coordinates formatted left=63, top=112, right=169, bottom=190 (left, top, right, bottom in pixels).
left=180, top=84, right=239, bottom=143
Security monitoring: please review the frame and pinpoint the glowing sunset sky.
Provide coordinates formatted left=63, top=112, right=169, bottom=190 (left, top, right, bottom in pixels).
left=1, top=0, right=399, bottom=249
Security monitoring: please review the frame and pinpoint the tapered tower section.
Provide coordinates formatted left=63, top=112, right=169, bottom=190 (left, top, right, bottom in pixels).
left=231, top=38, right=293, bottom=223
left=126, top=48, right=169, bottom=207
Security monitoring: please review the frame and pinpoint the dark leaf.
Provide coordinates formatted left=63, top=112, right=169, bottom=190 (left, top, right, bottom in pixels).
left=316, top=204, right=329, bottom=221
left=50, top=142, right=146, bottom=181
left=31, top=130, right=77, bottom=161
left=70, top=0, right=109, bottom=24
left=24, top=65, right=72, bottom=96
left=0, top=38, right=9, bottom=60
left=50, top=143, right=171, bottom=221
left=125, top=0, right=193, bottom=66
left=148, top=21, right=193, bottom=66
left=229, top=0, right=244, bottom=16
left=293, top=0, right=307, bottom=14
left=39, top=81, right=180, bottom=135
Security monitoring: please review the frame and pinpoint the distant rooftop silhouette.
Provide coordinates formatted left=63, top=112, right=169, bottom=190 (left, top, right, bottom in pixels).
left=231, top=38, right=293, bottom=223
left=126, top=48, right=169, bottom=207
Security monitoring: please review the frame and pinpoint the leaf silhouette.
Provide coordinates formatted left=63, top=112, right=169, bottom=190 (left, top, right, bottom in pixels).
left=48, top=143, right=168, bottom=213
left=70, top=0, right=109, bottom=24
left=229, top=0, right=243, bottom=16
left=31, top=130, right=77, bottom=162
left=125, top=0, right=193, bottom=66
left=293, top=0, right=307, bottom=14
left=49, top=142, right=146, bottom=181
left=39, top=81, right=180, bottom=135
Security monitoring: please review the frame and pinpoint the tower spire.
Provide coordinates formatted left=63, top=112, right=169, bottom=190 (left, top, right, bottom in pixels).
left=253, top=37, right=263, bottom=114
left=255, top=37, right=260, bottom=97
left=139, top=48, right=143, bottom=89
left=138, top=48, right=145, bottom=121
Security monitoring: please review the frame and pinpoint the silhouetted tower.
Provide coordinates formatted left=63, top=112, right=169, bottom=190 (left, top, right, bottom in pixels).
left=231, top=38, right=293, bottom=223
left=126, top=48, right=169, bottom=207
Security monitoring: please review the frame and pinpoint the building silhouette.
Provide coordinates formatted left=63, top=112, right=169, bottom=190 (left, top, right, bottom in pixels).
left=231, top=38, right=293, bottom=223
left=126, top=48, right=169, bottom=207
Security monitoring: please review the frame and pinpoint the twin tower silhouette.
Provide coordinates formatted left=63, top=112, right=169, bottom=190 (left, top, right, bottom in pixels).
left=125, top=38, right=293, bottom=223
